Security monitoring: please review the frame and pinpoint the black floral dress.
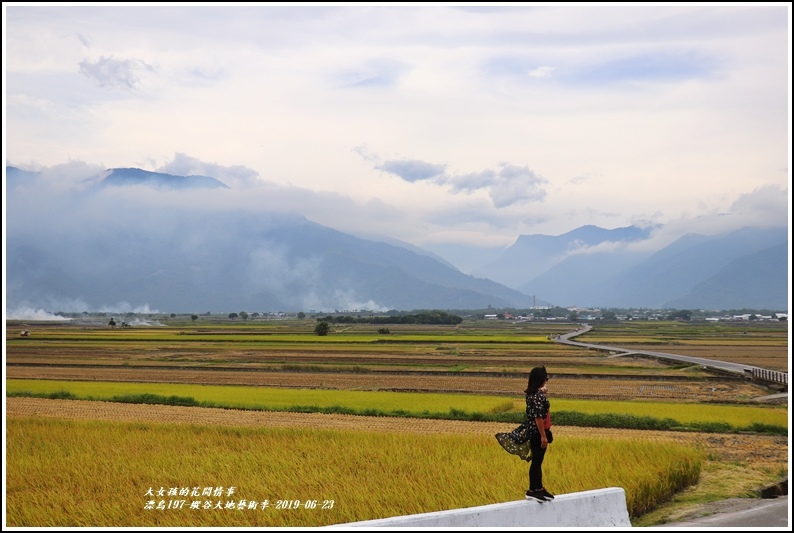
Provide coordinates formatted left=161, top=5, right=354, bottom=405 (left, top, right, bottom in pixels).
left=495, top=390, right=549, bottom=461
left=525, top=390, right=550, bottom=441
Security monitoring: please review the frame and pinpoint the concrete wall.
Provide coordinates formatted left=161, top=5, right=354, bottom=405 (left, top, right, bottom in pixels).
left=337, top=487, right=632, bottom=528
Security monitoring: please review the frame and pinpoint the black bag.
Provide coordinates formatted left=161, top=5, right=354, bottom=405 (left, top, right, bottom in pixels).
left=495, top=424, right=532, bottom=461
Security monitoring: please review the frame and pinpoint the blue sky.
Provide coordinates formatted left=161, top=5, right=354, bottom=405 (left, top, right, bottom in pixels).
left=3, top=3, right=791, bottom=269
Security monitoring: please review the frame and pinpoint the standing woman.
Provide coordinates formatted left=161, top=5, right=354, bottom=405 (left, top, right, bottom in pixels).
left=524, top=366, right=555, bottom=502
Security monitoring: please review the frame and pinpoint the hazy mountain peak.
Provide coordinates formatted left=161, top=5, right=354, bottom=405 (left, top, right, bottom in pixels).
left=475, top=224, right=655, bottom=288
left=101, top=167, right=229, bottom=190
left=6, top=165, right=40, bottom=186
left=515, top=224, right=653, bottom=246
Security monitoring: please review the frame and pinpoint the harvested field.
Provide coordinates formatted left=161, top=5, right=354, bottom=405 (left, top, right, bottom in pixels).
left=5, top=346, right=680, bottom=372
left=596, top=344, right=789, bottom=373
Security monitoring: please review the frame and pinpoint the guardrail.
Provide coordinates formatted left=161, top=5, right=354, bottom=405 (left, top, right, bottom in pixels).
left=751, top=368, right=788, bottom=386
left=336, top=487, right=632, bottom=528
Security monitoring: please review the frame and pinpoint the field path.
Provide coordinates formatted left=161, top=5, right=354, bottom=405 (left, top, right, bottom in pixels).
left=6, top=397, right=787, bottom=464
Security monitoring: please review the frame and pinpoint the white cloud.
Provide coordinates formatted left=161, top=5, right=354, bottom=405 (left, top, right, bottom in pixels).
left=377, top=159, right=447, bottom=182
left=79, top=55, right=155, bottom=90
left=527, top=66, right=555, bottom=78
left=157, top=152, right=263, bottom=189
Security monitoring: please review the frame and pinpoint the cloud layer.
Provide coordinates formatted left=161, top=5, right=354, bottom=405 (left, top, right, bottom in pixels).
left=4, top=4, right=790, bottom=268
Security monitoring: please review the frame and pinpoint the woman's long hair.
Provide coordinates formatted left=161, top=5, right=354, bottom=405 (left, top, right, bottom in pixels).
left=524, top=365, right=548, bottom=394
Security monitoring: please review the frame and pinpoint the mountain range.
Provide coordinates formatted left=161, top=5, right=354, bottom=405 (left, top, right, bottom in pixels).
left=499, top=225, right=788, bottom=310
left=5, top=166, right=789, bottom=314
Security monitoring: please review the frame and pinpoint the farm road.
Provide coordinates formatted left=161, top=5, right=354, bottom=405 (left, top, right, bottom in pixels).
left=556, top=324, right=788, bottom=380
left=659, top=496, right=789, bottom=528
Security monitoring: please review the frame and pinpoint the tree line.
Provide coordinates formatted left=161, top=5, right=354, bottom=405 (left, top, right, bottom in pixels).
left=315, top=310, right=463, bottom=325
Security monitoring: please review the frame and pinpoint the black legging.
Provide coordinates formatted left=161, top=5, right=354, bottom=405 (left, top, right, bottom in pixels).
left=528, top=429, right=552, bottom=491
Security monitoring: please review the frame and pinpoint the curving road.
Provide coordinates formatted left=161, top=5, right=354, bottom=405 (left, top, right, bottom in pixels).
left=555, top=324, right=764, bottom=376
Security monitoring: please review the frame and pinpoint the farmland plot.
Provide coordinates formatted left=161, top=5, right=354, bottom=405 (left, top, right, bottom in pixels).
left=5, top=319, right=788, bottom=526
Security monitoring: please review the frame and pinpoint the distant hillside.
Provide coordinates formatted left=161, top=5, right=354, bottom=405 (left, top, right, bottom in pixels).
left=587, top=226, right=788, bottom=309
left=7, top=210, right=538, bottom=312
left=5, top=165, right=536, bottom=312
left=5, top=165, right=787, bottom=312
left=664, top=244, right=788, bottom=310
left=352, top=233, right=461, bottom=272
left=516, top=247, right=651, bottom=307
left=515, top=226, right=787, bottom=310
left=6, top=165, right=39, bottom=186
left=474, top=224, right=654, bottom=289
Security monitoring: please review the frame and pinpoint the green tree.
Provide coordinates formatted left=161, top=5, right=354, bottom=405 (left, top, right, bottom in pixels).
left=314, top=321, right=330, bottom=336
left=568, top=311, right=579, bottom=321
left=239, top=311, right=249, bottom=321
left=601, top=310, right=617, bottom=320
left=297, top=312, right=306, bottom=320
left=228, top=313, right=238, bottom=320
left=191, top=315, right=198, bottom=322
left=108, top=318, right=116, bottom=327
left=170, top=313, right=176, bottom=318
left=667, top=309, right=692, bottom=321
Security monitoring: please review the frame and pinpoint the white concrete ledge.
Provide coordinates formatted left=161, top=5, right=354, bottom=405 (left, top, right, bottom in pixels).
left=336, top=487, right=632, bottom=528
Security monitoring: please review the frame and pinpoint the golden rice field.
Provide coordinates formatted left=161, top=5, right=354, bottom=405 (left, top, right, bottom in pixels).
left=4, top=365, right=773, bottom=404
left=6, top=397, right=788, bottom=527
left=6, top=379, right=515, bottom=415
left=7, top=397, right=787, bottom=464
left=6, top=379, right=788, bottom=429
left=5, top=400, right=705, bottom=527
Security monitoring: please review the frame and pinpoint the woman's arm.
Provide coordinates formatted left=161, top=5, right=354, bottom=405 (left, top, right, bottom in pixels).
left=535, top=417, right=548, bottom=448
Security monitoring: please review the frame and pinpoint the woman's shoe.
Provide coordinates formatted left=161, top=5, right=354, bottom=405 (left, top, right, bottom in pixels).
left=525, top=490, right=549, bottom=502
left=538, top=488, right=555, bottom=500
